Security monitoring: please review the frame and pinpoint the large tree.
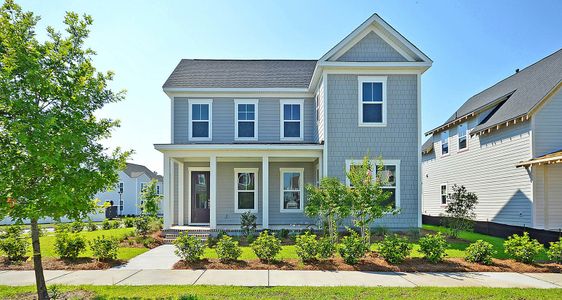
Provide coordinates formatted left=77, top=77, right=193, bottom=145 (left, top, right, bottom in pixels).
left=0, top=1, right=129, bottom=299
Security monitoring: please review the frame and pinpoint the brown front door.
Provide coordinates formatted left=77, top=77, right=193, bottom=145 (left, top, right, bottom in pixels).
left=191, top=171, right=210, bottom=224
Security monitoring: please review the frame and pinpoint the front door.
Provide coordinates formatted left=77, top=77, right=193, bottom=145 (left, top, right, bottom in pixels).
left=191, top=171, right=210, bottom=224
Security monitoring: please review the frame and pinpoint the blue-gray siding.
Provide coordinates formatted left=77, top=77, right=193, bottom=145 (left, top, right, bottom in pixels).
left=337, top=32, right=408, bottom=62
left=326, top=74, right=419, bottom=228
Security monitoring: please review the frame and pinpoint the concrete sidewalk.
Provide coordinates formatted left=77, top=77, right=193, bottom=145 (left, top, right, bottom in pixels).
left=0, top=270, right=561, bottom=288
left=112, top=245, right=180, bottom=270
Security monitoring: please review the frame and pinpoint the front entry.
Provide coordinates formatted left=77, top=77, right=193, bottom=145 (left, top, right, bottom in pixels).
left=191, top=171, right=210, bottom=224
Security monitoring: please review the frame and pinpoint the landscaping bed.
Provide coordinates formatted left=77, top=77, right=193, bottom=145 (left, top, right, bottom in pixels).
left=0, top=257, right=123, bottom=270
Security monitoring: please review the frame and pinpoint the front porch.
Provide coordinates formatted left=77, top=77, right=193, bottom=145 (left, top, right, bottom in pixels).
left=155, top=144, right=324, bottom=230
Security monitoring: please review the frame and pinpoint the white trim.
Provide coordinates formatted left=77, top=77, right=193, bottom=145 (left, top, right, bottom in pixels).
left=187, top=167, right=211, bottom=226
left=165, top=87, right=308, bottom=93
left=457, top=122, right=468, bottom=152
left=322, top=75, right=329, bottom=177
left=344, top=159, right=401, bottom=209
left=163, top=155, right=171, bottom=229
left=416, top=73, right=422, bottom=227
left=280, top=99, right=304, bottom=141
left=188, top=99, right=213, bottom=141
left=440, top=183, right=448, bottom=206
left=171, top=97, right=175, bottom=143
left=262, top=155, right=269, bottom=229
left=279, top=168, right=304, bottom=213
left=358, top=76, right=387, bottom=127
left=323, top=68, right=424, bottom=75
left=441, top=130, right=450, bottom=157
left=169, top=161, right=175, bottom=224
left=234, top=99, right=259, bottom=141
left=167, top=91, right=314, bottom=98
left=234, top=168, right=259, bottom=213
left=210, top=155, right=217, bottom=229
left=155, top=144, right=323, bottom=151
left=178, top=162, right=184, bottom=226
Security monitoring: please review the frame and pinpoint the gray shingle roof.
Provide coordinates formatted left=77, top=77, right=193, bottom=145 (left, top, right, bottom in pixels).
left=163, top=59, right=318, bottom=89
left=421, top=138, right=433, bottom=154
left=124, top=163, right=163, bottom=181
left=430, top=49, right=562, bottom=134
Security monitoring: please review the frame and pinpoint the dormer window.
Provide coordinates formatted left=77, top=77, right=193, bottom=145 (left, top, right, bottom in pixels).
left=189, top=99, right=212, bottom=141
left=358, top=76, right=387, bottom=126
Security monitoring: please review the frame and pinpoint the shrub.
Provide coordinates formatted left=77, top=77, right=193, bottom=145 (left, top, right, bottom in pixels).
left=70, top=220, right=84, bottom=233
left=110, top=220, right=121, bottom=229
left=86, top=221, right=98, bottom=231
left=547, top=238, right=562, bottom=264
left=149, top=217, right=163, bottom=232
left=240, top=212, right=257, bottom=237
left=102, top=219, right=111, bottom=230
left=174, top=232, right=205, bottom=262
left=216, top=235, right=242, bottom=262
left=317, top=236, right=336, bottom=259
left=295, top=231, right=319, bottom=262
left=504, top=232, right=543, bottom=263
left=276, top=229, right=290, bottom=240
left=54, top=222, right=71, bottom=233
left=442, top=185, right=478, bottom=237
left=123, top=217, right=135, bottom=228
left=418, top=232, right=448, bottom=263
left=54, top=231, right=86, bottom=259
left=465, top=240, right=496, bottom=265
left=338, top=229, right=368, bottom=265
left=251, top=231, right=281, bottom=263
left=0, top=225, right=29, bottom=261
left=378, top=234, right=412, bottom=264
left=135, top=216, right=151, bottom=236
left=89, top=235, right=119, bottom=261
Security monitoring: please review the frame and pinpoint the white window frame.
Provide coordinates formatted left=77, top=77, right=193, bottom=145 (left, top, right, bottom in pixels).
left=156, top=184, right=160, bottom=194
left=458, top=123, right=468, bottom=152
left=345, top=159, right=401, bottom=208
left=280, top=99, right=304, bottom=141
left=140, top=182, right=147, bottom=192
left=234, top=99, right=258, bottom=141
left=188, top=99, right=213, bottom=141
left=234, top=168, right=259, bottom=213
left=358, top=76, right=387, bottom=127
left=441, top=130, right=449, bottom=157
left=440, top=183, right=448, bottom=205
left=118, top=182, right=124, bottom=194
left=280, top=168, right=304, bottom=213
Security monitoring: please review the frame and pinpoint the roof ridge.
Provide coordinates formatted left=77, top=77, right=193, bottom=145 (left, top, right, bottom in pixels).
left=181, top=59, right=318, bottom=62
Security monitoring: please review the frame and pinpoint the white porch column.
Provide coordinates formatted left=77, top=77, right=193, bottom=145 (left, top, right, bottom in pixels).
left=210, top=155, right=217, bottom=229
left=170, top=159, right=175, bottom=226
left=163, top=155, right=172, bottom=229
left=318, top=154, right=324, bottom=180
left=177, top=161, right=185, bottom=226
left=262, top=155, right=269, bottom=229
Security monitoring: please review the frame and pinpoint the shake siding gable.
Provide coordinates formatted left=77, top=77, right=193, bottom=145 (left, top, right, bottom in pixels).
left=336, top=31, right=408, bottom=62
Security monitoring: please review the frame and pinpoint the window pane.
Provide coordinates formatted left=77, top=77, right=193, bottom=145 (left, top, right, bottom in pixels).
left=362, top=82, right=373, bottom=101
left=238, top=110, right=247, bottom=120
left=192, top=121, right=209, bottom=137
left=238, top=192, right=255, bottom=209
left=238, top=122, right=254, bottom=138
left=284, top=122, right=300, bottom=137
left=291, top=105, right=300, bottom=120
left=459, top=136, right=467, bottom=149
left=284, top=104, right=291, bottom=120
left=363, top=103, right=382, bottom=123
left=372, top=82, right=383, bottom=102
left=381, top=188, right=396, bottom=208
left=247, top=104, right=255, bottom=113
left=283, top=191, right=300, bottom=209
left=283, top=172, right=300, bottom=190
left=442, top=143, right=449, bottom=155
left=192, top=104, right=201, bottom=120
left=200, top=104, right=209, bottom=120
left=237, top=172, right=255, bottom=190
left=379, top=165, right=396, bottom=186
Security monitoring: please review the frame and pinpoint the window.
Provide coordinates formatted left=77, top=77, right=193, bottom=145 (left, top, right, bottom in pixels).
left=441, top=184, right=448, bottom=205
left=280, top=168, right=304, bottom=212
left=235, top=100, right=258, bottom=140
left=140, top=182, right=147, bottom=192
left=280, top=100, right=304, bottom=140
left=234, top=169, right=258, bottom=213
left=315, top=94, right=320, bottom=123
left=345, top=159, right=400, bottom=208
left=358, top=76, right=387, bottom=126
left=118, top=182, right=124, bottom=194
left=156, top=185, right=160, bottom=194
left=188, top=99, right=212, bottom=140
left=441, top=130, right=449, bottom=156
left=458, top=123, right=468, bottom=151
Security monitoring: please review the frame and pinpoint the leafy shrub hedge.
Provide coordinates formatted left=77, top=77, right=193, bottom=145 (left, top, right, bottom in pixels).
left=89, top=235, right=119, bottom=261
left=174, top=232, right=205, bottom=262
left=70, top=221, right=84, bottom=233
left=465, top=240, right=496, bottom=265
left=378, top=234, right=412, bottom=264
left=251, top=231, right=281, bottom=263
left=547, top=238, right=562, bottom=264
left=338, top=230, right=368, bottom=265
left=123, top=217, right=135, bottom=228
left=216, top=235, right=242, bottom=262
left=102, top=219, right=111, bottom=230
left=135, top=216, right=151, bottom=236
left=418, top=232, right=448, bottom=263
left=504, top=232, right=543, bottom=263
left=86, top=221, right=98, bottom=231
left=0, top=225, right=29, bottom=261
left=317, top=236, right=336, bottom=259
left=54, top=231, right=86, bottom=260
left=295, top=231, right=318, bottom=262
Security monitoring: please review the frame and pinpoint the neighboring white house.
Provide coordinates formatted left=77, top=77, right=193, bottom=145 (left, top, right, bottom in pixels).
left=422, top=49, right=562, bottom=231
left=96, top=162, right=164, bottom=216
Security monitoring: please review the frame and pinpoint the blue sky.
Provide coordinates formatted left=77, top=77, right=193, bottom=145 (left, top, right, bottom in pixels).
left=15, top=0, right=562, bottom=173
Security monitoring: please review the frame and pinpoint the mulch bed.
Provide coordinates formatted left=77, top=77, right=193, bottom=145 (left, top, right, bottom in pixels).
left=174, top=252, right=562, bottom=273
left=18, top=290, right=95, bottom=300
left=120, top=231, right=164, bottom=248
left=0, top=257, right=123, bottom=270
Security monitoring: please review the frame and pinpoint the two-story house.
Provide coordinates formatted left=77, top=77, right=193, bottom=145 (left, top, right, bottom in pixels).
left=155, top=14, right=432, bottom=230
left=96, top=162, right=164, bottom=216
left=422, top=49, right=562, bottom=231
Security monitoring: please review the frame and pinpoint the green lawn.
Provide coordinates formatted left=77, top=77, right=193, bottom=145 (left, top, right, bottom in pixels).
left=33, top=228, right=147, bottom=260
left=1, top=285, right=560, bottom=299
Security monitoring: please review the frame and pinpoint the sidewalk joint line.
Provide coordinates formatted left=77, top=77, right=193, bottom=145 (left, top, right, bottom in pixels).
left=519, top=272, right=561, bottom=287
left=267, top=270, right=270, bottom=287
left=113, top=269, right=142, bottom=285
left=192, top=269, right=207, bottom=285
left=396, top=272, right=418, bottom=287
left=45, top=270, right=75, bottom=283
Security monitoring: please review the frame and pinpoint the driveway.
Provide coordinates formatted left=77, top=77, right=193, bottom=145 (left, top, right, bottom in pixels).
left=113, top=244, right=180, bottom=270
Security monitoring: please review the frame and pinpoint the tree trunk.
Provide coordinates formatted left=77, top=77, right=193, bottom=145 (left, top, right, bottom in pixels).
left=31, top=219, right=49, bottom=300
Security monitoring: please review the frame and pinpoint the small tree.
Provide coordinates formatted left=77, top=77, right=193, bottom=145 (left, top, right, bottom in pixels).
left=140, top=179, right=162, bottom=218
left=240, top=211, right=257, bottom=239
left=305, top=177, right=351, bottom=242
left=443, top=185, right=478, bottom=237
left=347, top=156, right=397, bottom=244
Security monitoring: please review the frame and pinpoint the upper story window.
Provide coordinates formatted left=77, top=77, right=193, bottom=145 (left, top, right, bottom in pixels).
left=234, top=168, right=258, bottom=213
left=156, top=185, right=160, bottom=194
left=188, top=99, right=212, bottom=141
left=440, top=184, right=448, bottom=205
left=280, top=168, right=304, bottom=212
left=280, top=99, right=304, bottom=141
left=315, top=94, right=320, bottom=123
left=235, top=100, right=258, bottom=140
left=358, top=76, right=387, bottom=127
left=118, top=182, right=124, bottom=194
left=140, top=182, right=147, bottom=192
left=441, top=130, right=449, bottom=156
left=458, top=123, right=468, bottom=151
left=345, top=159, right=400, bottom=208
